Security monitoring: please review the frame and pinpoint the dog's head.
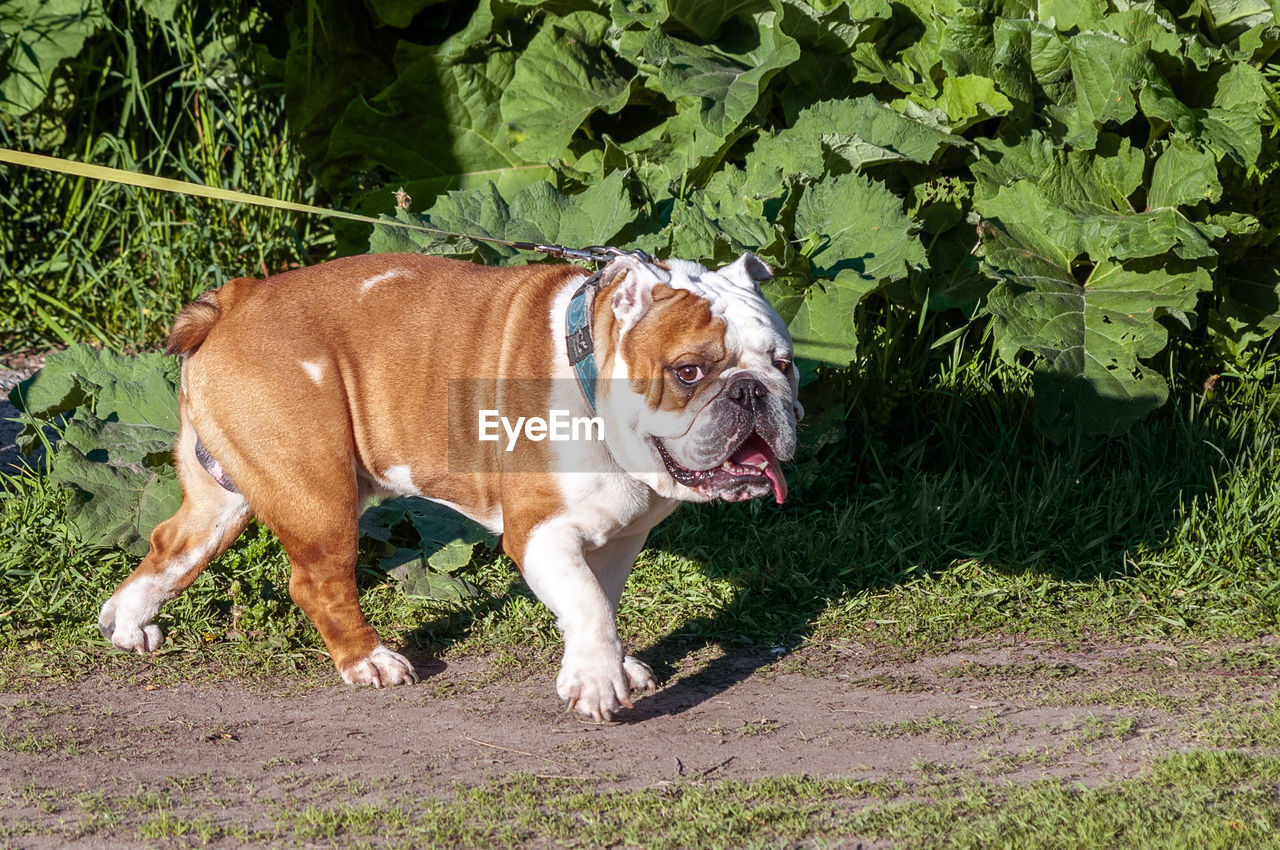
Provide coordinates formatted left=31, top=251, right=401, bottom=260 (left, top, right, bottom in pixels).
left=591, top=253, right=802, bottom=504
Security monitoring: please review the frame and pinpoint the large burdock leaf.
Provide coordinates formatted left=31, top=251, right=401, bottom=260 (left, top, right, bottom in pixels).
left=10, top=345, right=180, bottom=454
left=1148, top=137, right=1222, bottom=209
left=369, top=172, right=639, bottom=264
left=329, top=49, right=545, bottom=204
left=1210, top=263, right=1280, bottom=365
left=48, top=419, right=180, bottom=556
left=505, top=170, right=636, bottom=250
left=0, top=0, right=107, bottom=117
left=9, top=346, right=182, bottom=554
left=500, top=11, right=633, bottom=161
left=360, top=498, right=492, bottom=600
left=646, top=9, right=800, bottom=139
left=977, top=181, right=1214, bottom=438
left=744, top=96, right=968, bottom=199
left=788, top=172, right=927, bottom=363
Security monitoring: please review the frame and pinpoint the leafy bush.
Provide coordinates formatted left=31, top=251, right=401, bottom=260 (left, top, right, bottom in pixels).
left=279, top=0, right=1279, bottom=437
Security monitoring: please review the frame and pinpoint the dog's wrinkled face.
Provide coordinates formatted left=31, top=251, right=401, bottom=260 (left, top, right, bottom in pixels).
left=595, top=253, right=803, bottom=504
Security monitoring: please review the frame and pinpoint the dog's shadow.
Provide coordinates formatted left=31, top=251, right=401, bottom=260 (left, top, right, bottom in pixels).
left=395, top=386, right=1235, bottom=723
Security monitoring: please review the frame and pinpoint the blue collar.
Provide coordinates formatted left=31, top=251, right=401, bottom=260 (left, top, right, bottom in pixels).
left=564, top=271, right=603, bottom=414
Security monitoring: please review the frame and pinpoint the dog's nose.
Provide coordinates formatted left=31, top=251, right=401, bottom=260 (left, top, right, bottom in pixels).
left=726, top=374, right=766, bottom=408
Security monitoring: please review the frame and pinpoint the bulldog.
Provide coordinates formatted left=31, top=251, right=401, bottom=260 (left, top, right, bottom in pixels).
left=97, top=250, right=801, bottom=721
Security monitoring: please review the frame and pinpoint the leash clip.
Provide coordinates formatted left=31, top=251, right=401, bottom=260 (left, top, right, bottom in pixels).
left=531, top=243, right=655, bottom=266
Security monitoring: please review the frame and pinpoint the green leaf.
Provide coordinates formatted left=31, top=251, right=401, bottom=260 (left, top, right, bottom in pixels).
left=1038, top=0, right=1108, bottom=31
left=977, top=181, right=1215, bottom=438
left=973, top=132, right=1144, bottom=215
left=746, top=96, right=968, bottom=197
left=915, top=73, right=1013, bottom=131
left=363, top=0, right=449, bottom=28
left=618, top=102, right=753, bottom=193
left=500, top=11, right=633, bottom=160
left=777, top=0, right=891, bottom=54
left=508, top=170, right=637, bottom=248
left=1060, top=33, right=1141, bottom=150
left=370, top=173, right=640, bottom=263
left=976, top=180, right=1214, bottom=266
left=363, top=497, right=491, bottom=600
left=328, top=49, right=547, bottom=205
left=0, top=0, right=108, bottom=116
left=383, top=552, right=482, bottom=600
left=10, top=346, right=183, bottom=554
left=796, top=172, right=927, bottom=284
left=1195, top=0, right=1278, bottom=42
left=665, top=0, right=771, bottom=39
left=787, top=279, right=873, bottom=365
left=1148, top=137, right=1222, bottom=209
left=789, top=172, right=926, bottom=363
left=647, top=9, right=799, bottom=138
left=48, top=420, right=180, bottom=555
left=10, top=345, right=180, bottom=453
left=405, top=182, right=518, bottom=264
left=1210, top=262, right=1280, bottom=365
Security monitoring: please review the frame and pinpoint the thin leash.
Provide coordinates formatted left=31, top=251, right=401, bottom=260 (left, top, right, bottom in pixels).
left=1, top=147, right=644, bottom=417
left=0, top=148, right=652, bottom=267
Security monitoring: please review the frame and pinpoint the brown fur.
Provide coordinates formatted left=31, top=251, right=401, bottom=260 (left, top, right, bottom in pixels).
left=616, top=284, right=727, bottom=412
left=114, top=254, right=585, bottom=681
left=107, top=253, right=745, bottom=696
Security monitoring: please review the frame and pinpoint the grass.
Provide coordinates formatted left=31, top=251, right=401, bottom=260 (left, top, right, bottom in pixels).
left=2, top=757, right=1280, bottom=849
left=2, top=8, right=1279, bottom=845
left=3, top=349, right=1280, bottom=682
left=0, top=2, right=331, bottom=353
left=6, top=361, right=1280, bottom=849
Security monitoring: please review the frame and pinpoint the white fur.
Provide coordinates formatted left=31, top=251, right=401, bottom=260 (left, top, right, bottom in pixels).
left=520, top=521, right=662, bottom=721
left=377, top=464, right=422, bottom=496
left=359, top=268, right=409, bottom=295
left=300, top=360, right=325, bottom=384
left=98, top=488, right=248, bottom=653
left=341, top=644, right=419, bottom=688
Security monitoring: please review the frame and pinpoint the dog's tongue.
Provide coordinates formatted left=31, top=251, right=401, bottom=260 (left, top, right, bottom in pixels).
left=731, top=434, right=788, bottom=504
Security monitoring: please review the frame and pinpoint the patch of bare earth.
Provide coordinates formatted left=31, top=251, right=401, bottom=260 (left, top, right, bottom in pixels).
left=5, top=638, right=1275, bottom=845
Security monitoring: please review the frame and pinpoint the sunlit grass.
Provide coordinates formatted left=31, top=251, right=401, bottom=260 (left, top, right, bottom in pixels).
left=0, top=3, right=331, bottom=352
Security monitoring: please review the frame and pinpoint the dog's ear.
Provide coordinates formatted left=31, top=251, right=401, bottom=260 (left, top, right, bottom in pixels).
left=719, top=253, right=773, bottom=289
left=601, top=254, right=668, bottom=331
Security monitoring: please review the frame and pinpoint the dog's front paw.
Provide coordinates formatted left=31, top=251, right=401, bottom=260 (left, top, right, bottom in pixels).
left=98, top=596, right=164, bottom=654
left=340, top=645, right=420, bottom=688
left=556, top=651, right=640, bottom=722
left=623, top=655, right=658, bottom=693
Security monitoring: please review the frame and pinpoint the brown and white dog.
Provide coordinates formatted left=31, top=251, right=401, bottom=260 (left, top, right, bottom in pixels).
left=97, top=251, right=801, bottom=721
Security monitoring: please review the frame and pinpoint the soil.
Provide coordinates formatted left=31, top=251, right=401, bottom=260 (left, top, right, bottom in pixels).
left=4, top=637, right=1270, bottom=846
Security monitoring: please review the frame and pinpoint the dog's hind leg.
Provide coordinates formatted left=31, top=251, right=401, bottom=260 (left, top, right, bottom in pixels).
left=250, top=462, right=419, bottom=689
left=98, top=411, right=251, bottom=653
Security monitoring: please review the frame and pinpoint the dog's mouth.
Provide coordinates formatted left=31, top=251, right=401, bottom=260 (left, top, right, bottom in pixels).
left=653, top=432, right=788, bottom=504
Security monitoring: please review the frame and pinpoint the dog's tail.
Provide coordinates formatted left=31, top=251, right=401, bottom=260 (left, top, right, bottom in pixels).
left=165, top=278, right=252, bottom=357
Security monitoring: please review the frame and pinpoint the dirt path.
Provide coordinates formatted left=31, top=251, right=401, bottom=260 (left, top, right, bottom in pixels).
left=6, top=638, right=1270, bottom=846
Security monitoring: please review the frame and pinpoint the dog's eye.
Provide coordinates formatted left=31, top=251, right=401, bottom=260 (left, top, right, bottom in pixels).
left=773, top=358, right=791, bottom=374
left=674, top=364, right=704, bottom=385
